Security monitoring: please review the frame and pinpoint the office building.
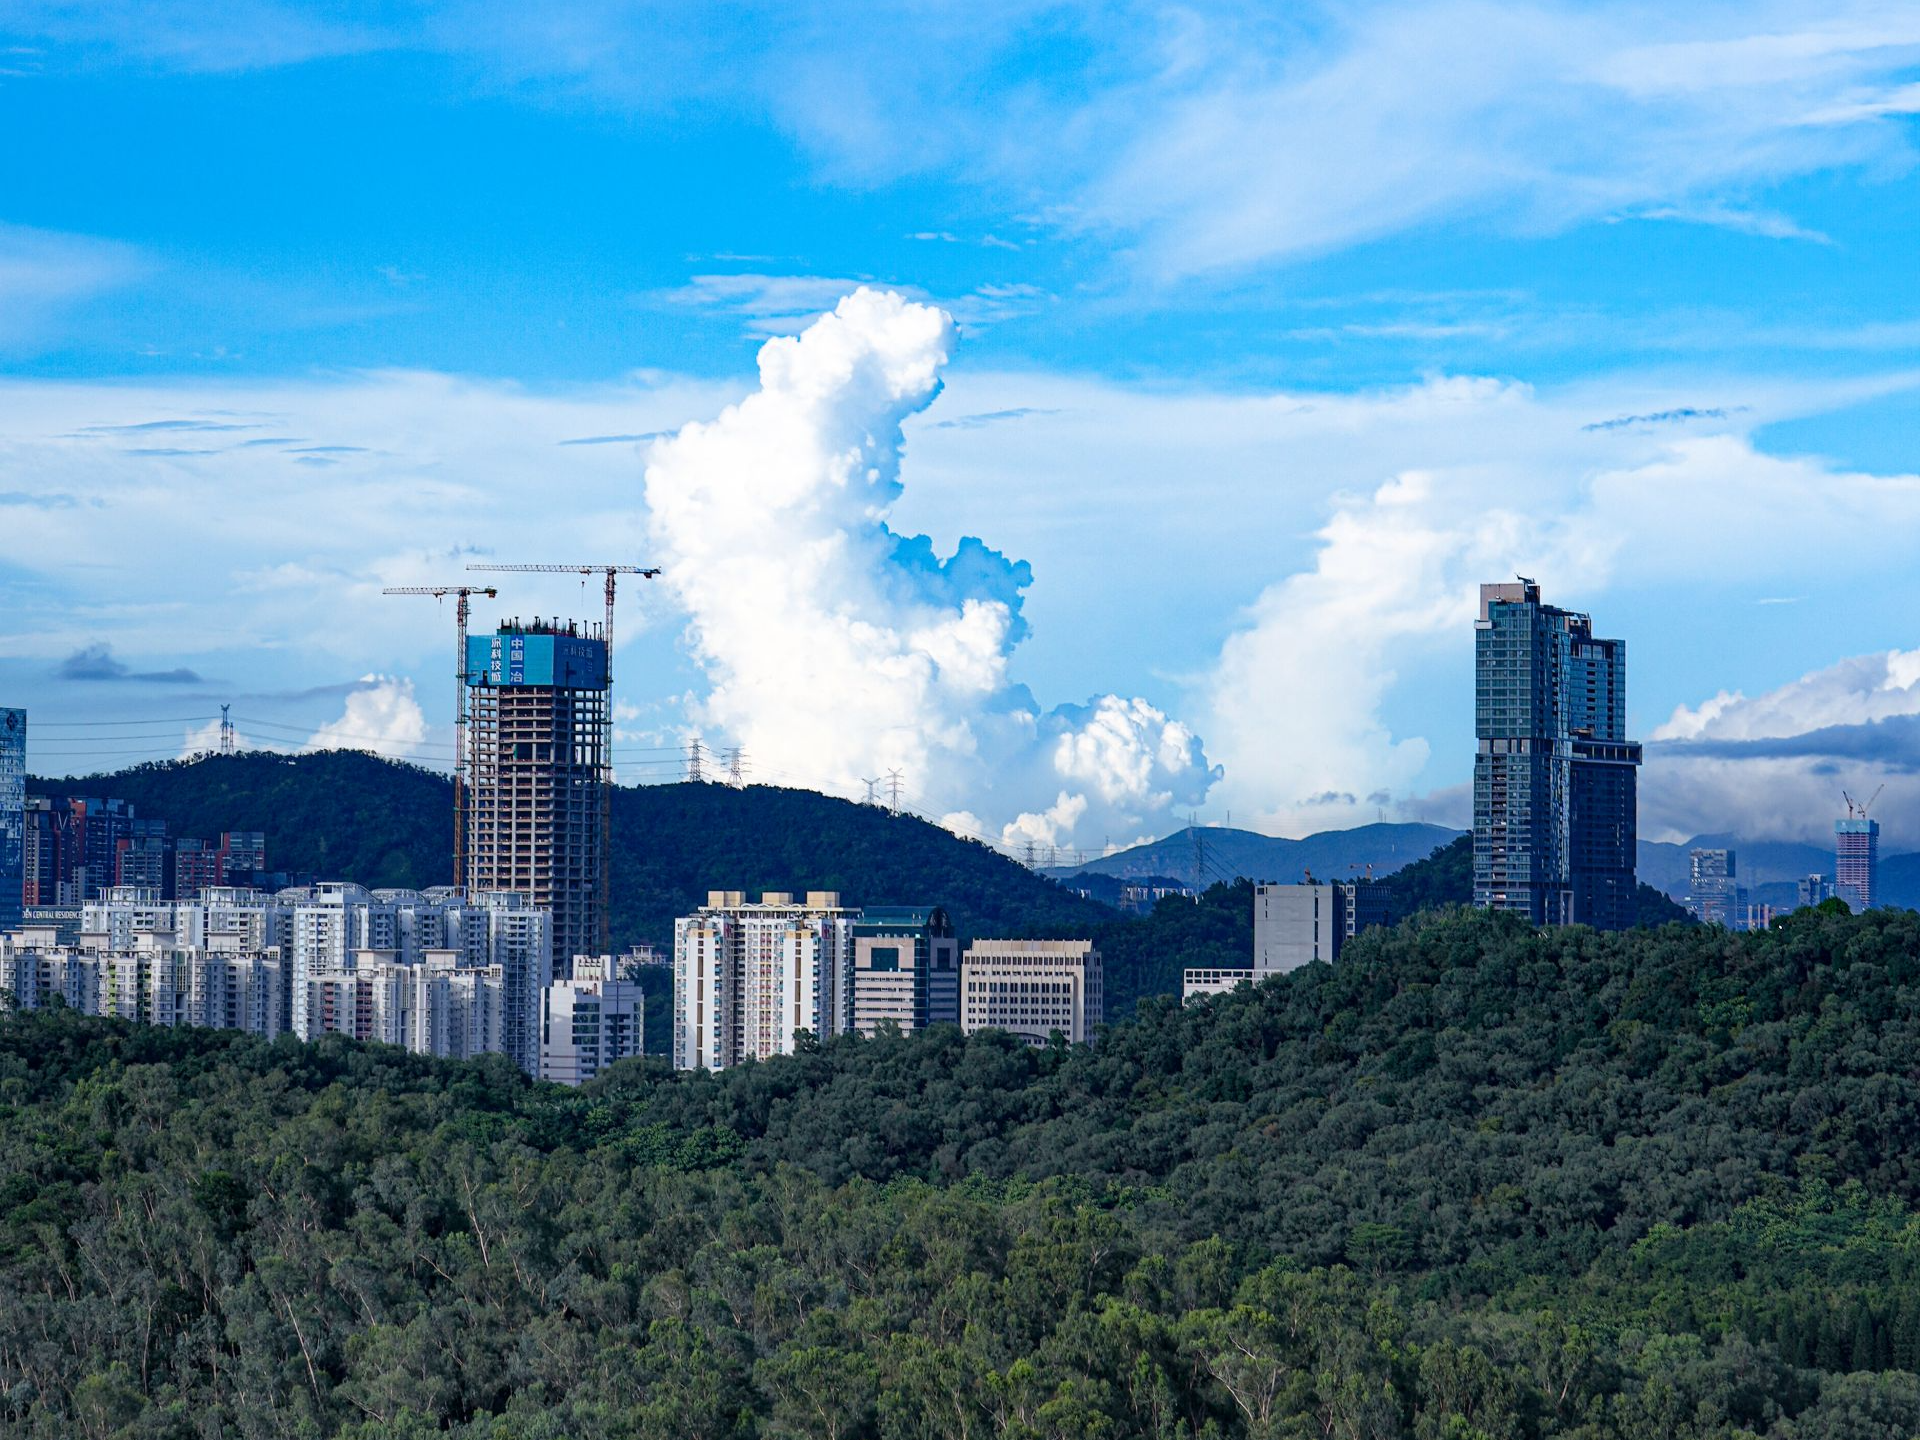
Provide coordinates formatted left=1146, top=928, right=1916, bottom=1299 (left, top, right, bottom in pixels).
left=672, top=890, right=859, bottom=1071
left=850, top=906, right=960, bottom=1036
left=1185, top=876, right=1385, bottom=1002
left=542, top=963, right=645, bottom=1085
left=1473, top=580, right=1642, bottom=930
left=466, top=620, right=611, bottom=968
left=1797, top=874, right=1833, bottom=909
left=1836, top=817, right=1879, bottom=911
left=960, top=939, right=1102, bottom=1046
left=1254, top=881, right=1348, bottom=973
left=1686, top=848, right=1738, bottom=927
left=0, top=709, right=20, bottom=933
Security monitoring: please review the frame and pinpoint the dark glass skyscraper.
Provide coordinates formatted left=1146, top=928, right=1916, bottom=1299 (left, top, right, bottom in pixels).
left=0, top=709, right=22, bottom=932
left=1473, top=581, right=1642, bottom=930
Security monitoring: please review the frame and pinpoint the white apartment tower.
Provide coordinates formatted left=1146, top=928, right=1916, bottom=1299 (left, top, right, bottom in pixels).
left=673, top=890, right=858, bottom=1071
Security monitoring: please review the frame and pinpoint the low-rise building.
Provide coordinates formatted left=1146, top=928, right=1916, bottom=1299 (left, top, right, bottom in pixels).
left=960, top=939, right=1102, bottom=1046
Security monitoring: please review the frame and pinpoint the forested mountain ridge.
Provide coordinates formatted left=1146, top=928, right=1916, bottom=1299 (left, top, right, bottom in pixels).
left=29, top=751, right=1109, bottom=945
left=6, top=903, right=1920, bottom=1436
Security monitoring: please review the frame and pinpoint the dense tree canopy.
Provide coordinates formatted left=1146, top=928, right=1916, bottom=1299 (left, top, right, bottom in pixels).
left=5, top=903, right=1920, bottom=1436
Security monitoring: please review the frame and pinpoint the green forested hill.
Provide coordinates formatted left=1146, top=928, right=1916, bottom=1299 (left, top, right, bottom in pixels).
left=29, top=752, right=1108, bottom=945
left=6, top=904, right=1920, bottom=1436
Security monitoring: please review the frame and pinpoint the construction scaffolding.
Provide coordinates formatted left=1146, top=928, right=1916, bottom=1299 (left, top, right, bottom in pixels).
left=465, top=618, right=611, bottom=967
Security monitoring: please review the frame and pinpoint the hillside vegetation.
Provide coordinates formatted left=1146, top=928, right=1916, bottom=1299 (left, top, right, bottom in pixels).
left=30, top=752, right=1107, bottom=946
left=5, top=905, right=1920, bottom=1436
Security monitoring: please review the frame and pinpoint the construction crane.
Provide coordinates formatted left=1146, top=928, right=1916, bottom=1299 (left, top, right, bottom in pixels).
left=382, top=584, right=498, bottom=892
left=464, top=563, right=662, bottom=953
left=1845, top=785, right=1887, bottom=820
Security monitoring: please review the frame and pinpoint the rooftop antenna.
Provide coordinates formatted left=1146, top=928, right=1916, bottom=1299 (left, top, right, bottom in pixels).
left=383, top=582, right=498, bottom=893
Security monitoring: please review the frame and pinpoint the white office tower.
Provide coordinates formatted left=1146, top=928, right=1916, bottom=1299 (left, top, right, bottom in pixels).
left=542, top=967, right=645, bottom=1085
left=960, top=939, right=1103, bottom=1046
left=411, top=952, right=505, bottom=1062
left=673, top=890, right=858, bottom=1071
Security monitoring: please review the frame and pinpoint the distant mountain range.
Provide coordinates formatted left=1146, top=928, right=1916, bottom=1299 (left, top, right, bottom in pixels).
left=1047, top=822, right=1463, bottom=886
left=1059, top=822, right=1920, bottom=910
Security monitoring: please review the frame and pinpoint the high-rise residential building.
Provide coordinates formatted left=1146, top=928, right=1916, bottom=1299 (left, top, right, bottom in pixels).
left=849, top=906, right=960, bottom=1037
left=411, top=954, right=506, bottom=1062
left=960, top=939, right=1103, bottom=1046
left=0, top=709, right=21, bottom=933
left=65, top=797, right=136, bottom=902
left=22, top=797, right=62, bottom=907
left=542, top=960, right=645, bottom=1085
left=466, top=620, right=611, bottom=968
left=115, top=819, right=174, bottom=899
left=1836, top=817, right=1879, bottom=911
left=1686, top=848, right=1739, bottom=926
left=9, top=882, right=553, bottom=1066
left=1473, top=580, right=1642, bottom=930
left=672, top=890, right=859, bottom=1071
left=176, top=831, right=271, bottom=899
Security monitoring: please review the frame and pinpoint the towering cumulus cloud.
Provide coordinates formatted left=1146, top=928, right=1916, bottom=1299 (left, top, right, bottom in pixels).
left=644, top=288, right=1216, bottom=851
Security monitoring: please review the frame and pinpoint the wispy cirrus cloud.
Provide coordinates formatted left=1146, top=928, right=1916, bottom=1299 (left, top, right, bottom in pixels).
left=0, top=223, right=147, bottom=346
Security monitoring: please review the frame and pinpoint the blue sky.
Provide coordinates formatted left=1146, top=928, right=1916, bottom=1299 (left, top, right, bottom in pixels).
left=3, top=2, right=1919, bottom=851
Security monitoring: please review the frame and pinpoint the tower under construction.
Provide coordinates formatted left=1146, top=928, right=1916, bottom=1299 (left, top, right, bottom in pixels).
left=465, top=619, right=610, bottom=967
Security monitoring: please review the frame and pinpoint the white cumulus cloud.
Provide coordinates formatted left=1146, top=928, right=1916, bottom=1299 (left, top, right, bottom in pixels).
left=308, top=675, right=429, bottom=760
left=643, top=286, right=1218, bottom=850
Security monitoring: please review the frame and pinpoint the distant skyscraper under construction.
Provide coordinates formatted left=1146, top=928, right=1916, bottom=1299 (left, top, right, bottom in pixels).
left=465, top=619, right=610, bottom=968
left=1473, top=580, right=1642, bottom=930
left=1835, top=816, right=1879, bottom=911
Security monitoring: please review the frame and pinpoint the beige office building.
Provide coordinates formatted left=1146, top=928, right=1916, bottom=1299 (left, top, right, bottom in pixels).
left=960, top=939, right=1102, bottom=1046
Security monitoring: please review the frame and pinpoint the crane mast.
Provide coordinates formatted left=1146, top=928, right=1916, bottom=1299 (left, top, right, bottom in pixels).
left=381, top=584, right=498, bottom=893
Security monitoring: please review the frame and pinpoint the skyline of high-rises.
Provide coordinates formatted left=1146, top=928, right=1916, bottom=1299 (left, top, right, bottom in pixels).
left=1473, top=581, right=1642, bottom=931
